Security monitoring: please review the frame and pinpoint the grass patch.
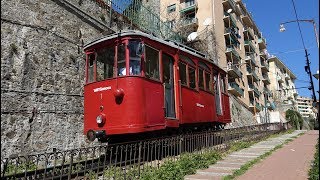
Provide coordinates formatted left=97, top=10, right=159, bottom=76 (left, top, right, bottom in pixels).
left=140, top=150, right=222, bottom=180
left=308, top=138, right=319, bottom=180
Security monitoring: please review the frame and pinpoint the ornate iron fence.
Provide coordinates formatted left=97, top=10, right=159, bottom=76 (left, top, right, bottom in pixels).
left=1, top=122, right=289, bottom=179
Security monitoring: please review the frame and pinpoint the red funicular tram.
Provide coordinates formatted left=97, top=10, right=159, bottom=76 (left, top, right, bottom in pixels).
left=83, top=31, right=231, bottom=142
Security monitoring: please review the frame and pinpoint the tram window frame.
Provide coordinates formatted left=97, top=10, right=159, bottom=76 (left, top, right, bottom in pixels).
left=188, top=66, right=196, bottom=89
left=205, top=71, right=212, bottom=92
left=198, top=68, right=205, bottom=90
left=117, top=43, right=126, bottom=76
left=128, top=40, right=143, bottom=76
left=144, top=45, right=160, bottom=81
left=96, top=46, right=115, bottom=81
left=179, top=62, right=187, bottom=86
left=87, top=53, right=96, bottom=84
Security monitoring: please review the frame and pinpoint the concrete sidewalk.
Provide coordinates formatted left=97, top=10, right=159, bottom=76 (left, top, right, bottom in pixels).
left=184, top=130, right=317, bottom=180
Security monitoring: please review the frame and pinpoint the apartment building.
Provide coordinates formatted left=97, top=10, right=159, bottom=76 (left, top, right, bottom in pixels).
left=160, top=0, right=274, bottom=116
left=268, top=55, right=298, bottom=108
left=296, top=96, right=317, bottom=119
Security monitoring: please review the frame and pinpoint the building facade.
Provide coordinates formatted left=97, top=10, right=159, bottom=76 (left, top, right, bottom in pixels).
left=268, top=55, right=298, bottom=110
left=296, top=96, right=317, bottom=119
left=160, top=0, right=274, bottom=121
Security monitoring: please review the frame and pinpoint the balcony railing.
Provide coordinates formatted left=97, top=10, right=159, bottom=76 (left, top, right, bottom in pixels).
left=224, top=12, right=237, bottom=28
left=181, top=18, right=198, bottom=27
left=284, top=73, right=290, bottom=80
left=243, top=26, right=254, bottom=40
left=244, top=40, right=255, bottom=52
left=247, top=67, right=259, bottom=81
left=228, top=82, right=244, bottom=96
left=245, top=54, right=257, bottom=67
left=248, top=83, right=260, bottom=97
left=255, top=103, right=262, bottom=111
left=268, top=101, right=276, bottom=110
left=180, top=1, right=197, bottom=13
left=228, top=65, right=242, bottom=78
left=277, top=75, right=284, bottom=83
left=223, top=0, right=237, bottom=13
left=262, top=74, right=270, bottom=84
left=224, top=27, right=240, bottom=44
left=258, top=37, right=266, bottom=46
left=226, top=45, right=241, bottom=60
left=260, top=60, right=269, bottom=70
left=263, top=87, right=271, bottom=96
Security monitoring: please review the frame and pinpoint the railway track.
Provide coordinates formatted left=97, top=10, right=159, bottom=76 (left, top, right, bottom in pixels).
left=1, top=123, right=285, bottom=180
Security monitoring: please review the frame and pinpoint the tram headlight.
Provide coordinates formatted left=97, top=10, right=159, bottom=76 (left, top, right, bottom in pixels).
left=96, top=114, right=106, bottom=126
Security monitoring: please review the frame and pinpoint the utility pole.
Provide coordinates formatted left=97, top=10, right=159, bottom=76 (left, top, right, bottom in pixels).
left=304, top=49, right=317, bottom=103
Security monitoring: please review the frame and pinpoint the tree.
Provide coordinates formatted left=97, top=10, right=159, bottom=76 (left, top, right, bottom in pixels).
left=285, top=109, right=303, bottom=130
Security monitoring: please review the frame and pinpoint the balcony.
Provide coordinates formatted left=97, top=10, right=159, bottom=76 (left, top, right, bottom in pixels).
left=180, top=18, right=198, bottom=28
left=245, top=54, right=257, bottom=67
left=267, top=101, right=276, bottom=110
left=225, top=45, right=241, bottom=61
left=223, top=12, right=237, bottom=28
left=284, top=73, right=290, bottom=80
left=228, top=65, right=242, bottom=78
left=277, top=75, right=284, bottom=83
left=228, top=82, right=244, bottom=97
left=243, top=26, right=254, bottom=40
left=258, top=37, right=266, bottom=49
left=247, top=67, right=259, bottom=82
left=248, top=83, right=260, bottom=97
left=180, top=1, right=198, bottom=13
left=263, top=87, right=271, bottom=96
left=262, top=74, right=271, bottom=85
left=222, top=0, right=240, bottom=15
left=260, top=60, right=269, bottom=71
left=244, top=40, right=255, bottom=52
left=255, top=103, right=262, bottom=112
left=224, top=27, right=240, bottom=44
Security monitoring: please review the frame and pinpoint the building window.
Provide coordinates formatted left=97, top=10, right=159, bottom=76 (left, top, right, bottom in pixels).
left=167, top=4, right=176, bottom=13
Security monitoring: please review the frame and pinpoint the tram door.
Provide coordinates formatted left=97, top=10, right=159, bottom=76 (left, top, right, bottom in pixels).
left=214, top=73, right=222, bottom=115
left=163, top=53, right=176, bottom=118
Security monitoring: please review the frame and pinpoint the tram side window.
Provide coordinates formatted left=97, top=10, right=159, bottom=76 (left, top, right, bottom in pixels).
left=128, top=40, right=143, bottom=75
left=87, top=53, right=95, bottom=83
left=189, top=67, right=196, bottom=89
left=145, top=45, right=160, bottom=80
left=118, top=44, right=126, bottom=76
left=205, top=72, right=211, bottom=92
left=199, top=69, right=204, bottom=90
left=96, top=47, right=115, bottom=81
left=179, top=62, right=187, bottom=86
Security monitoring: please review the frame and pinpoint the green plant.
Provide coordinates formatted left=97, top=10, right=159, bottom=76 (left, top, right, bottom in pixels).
left=4, top=161, right=37, bottom=176
left=286, top=109, right=303, bottom=130
left=308, top=138, right=319, bottom=180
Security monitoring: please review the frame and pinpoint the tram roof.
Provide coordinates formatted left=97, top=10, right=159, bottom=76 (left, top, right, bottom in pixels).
left=84, top=30, right=226, bottom=73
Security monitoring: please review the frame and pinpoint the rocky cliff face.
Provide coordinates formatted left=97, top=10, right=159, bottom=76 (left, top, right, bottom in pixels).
left=1, top=0, right=119, bottom=158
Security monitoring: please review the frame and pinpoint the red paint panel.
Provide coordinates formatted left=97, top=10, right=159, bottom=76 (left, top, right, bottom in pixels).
left=143, top=79, right=165, bottom=127
left=222, top=93, right=231, bottom=123
left=197, top=91, right=215, bottom=122
left=84, top=77, right=165, bottom=136
left=180, top=87, right=197, bottom=124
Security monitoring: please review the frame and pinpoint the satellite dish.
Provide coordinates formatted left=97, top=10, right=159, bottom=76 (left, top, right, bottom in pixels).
left=187, top=32, right=198, bottom=42
left=203, top=18, right=212, bottom=26
left=227, top=9, right=233, bottom=13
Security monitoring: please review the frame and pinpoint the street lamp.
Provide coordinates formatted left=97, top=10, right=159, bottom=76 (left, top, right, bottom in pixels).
left=279, top=19, right=318, bottom=104
left=279, top=19, right=319, bottom=48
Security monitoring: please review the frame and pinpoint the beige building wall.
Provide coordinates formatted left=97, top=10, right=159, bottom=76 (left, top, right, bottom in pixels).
left=160, top=0, right=274, bottom=118
left=268, top=55, right=298, bottom=108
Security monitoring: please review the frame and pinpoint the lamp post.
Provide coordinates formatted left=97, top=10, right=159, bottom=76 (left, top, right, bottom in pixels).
left=279, top=19, right=318, bottom=104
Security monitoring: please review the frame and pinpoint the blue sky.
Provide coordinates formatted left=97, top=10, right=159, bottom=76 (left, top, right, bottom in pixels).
left=243, top=0, right=319, bottom=100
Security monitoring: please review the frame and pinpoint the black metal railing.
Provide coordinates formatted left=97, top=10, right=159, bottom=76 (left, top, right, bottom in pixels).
left=1, top=123, right=289, bottom=179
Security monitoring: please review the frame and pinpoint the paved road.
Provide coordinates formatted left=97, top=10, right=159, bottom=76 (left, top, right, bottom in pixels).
left=236, top=130, right=318, bottom=180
